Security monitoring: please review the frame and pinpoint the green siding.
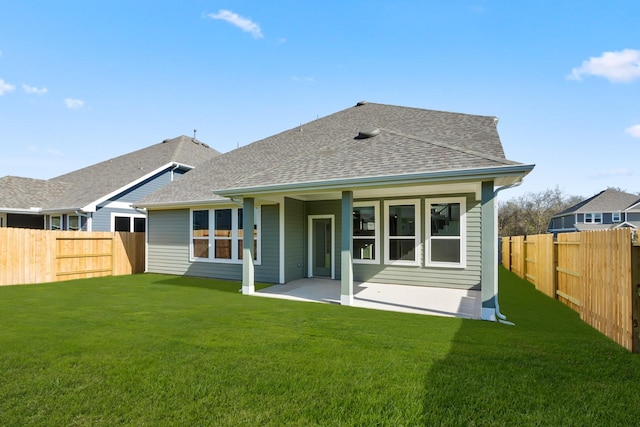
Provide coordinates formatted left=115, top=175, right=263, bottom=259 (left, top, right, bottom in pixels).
left=352, top=194, right=482, bottom=290
left=147, top=206, right=279, bottom=283
left=305, top=200, right=342, bottom=279
left=284, top=198, right=305, bottom=281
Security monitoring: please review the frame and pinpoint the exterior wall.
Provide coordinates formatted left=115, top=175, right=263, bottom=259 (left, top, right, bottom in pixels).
left=146, top=207, right=279, bottom=283
left=286, top=194, right=481, bottom=290
left=284, top=197, right=306, bottom=282
left=351, top=194, right=481, bottom=290
left=306, top=200, right=342, bottom=279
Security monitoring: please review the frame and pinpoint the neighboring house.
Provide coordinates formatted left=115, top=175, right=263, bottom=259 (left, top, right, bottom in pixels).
left=137, top=101, right=534, bottom=321
left=0, top=136, right=220, bottom=231
left=547, top=189, right=640, bottom=235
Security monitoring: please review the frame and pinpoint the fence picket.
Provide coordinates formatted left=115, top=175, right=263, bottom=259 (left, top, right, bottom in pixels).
left=502, top=229, right=639, bottom=352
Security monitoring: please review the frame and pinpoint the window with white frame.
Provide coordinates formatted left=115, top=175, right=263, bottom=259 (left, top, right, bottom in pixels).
left=50, top=215, right=62, bottom=230
left=384, top=200, right=420, bottom=265
left=352, top=202, right=379, bottom=263
left=584, top=213, right=602, bottom=224
left=112, top=214, right=146, bottom=232
left=612, top=212, right=621, bottom=223
left=68, top=215, right=80, bottom=231
left=426, top=198, right=466, bottom=267
left=191, top=207, right=259, bottom=263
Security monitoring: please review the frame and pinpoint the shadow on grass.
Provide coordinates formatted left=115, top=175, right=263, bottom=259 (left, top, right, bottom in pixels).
left=421, top=267, right=640, bottom=425
left=149, top=274, right=271, bottom=294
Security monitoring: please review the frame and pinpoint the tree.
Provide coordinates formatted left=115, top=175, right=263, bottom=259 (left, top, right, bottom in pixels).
left=498, top=187, right=582, bottom=237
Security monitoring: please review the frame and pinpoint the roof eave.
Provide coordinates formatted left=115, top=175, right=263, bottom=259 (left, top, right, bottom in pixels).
left=134, top=198, right=235, bottom=210
left=214, top=164, right=536, bottom=198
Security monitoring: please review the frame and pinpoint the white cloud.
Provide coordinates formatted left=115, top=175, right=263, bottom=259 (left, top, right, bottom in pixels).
left=291, top=75, right=315, bottom=83
left=64, top=98, right=85, bottom=109
left=207, top=9, right=263, bottom=39
left=23, top=84, right=48, bottom=95
left=0, top=78, right=15, bottom=95
left=568, top=49, right=640, bottom=83
left=625, top=124, right=640, bottom=138
left=590, top=168, right=633, bottom=179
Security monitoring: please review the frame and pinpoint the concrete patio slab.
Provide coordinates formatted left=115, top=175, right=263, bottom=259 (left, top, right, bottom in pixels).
left=255, top=278, right=481, bottom=319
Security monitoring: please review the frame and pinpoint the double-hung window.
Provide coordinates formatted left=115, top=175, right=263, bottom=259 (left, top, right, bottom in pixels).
left=352, top=202, right=379, bottom=263
left=426, top=198, right=466, bottom=268
left=612, top=212, right=621, bottom=223
left=50, top=215, right=62, bottom=231
left=191, top=207, right=260, bottom=263
left=584, top=213, right=602, bottom=224
left=384, top=199, right=420, bottom=265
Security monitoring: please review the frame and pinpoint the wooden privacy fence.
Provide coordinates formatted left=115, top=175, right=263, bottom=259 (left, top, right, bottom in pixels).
left=502, top=229, right=640, bottom=352
left=0, top=228, right=145, bottom=286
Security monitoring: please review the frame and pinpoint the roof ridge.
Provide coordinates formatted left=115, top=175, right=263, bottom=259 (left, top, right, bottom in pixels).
left=381, top=128, right=516, bottom=166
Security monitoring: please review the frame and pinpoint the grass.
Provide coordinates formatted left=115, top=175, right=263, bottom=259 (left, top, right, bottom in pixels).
left=0, top=269, right=639, bottom=426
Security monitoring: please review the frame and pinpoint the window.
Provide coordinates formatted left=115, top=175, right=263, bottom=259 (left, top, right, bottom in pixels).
left=191, top=207, right=260, bottom=263
left=50, top=215, right=62, bottom=230
left=584, top=213, right=602, bottom=224
left=113, top=214, right=146, bottom=232
left=384, top=200, right=420, bottom=265
left=352, top=202, right=379, bottom=263
left=426, top=198, right=466, bottom=267
left=613, top=212, right=621, bottom=223
left=68, top=215, right=80, bottom=231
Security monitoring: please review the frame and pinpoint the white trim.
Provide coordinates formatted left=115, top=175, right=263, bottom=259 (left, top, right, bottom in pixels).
left=383, top=199, right=421, bottom=266
left=110, top=212, right=146, bottom=232
left=99, top=201, right=133, bottom=210
left=352, top=201, right=380, bottom=264
left=612, top=212, right=622, bottom=223
left=307, top=214, right=335, bottom=279
left=83, top=162, right=194, bottom=212
left=189, top=206, right=261, bottom=265
left=425, top=197, right=467, bottom=268
left=0, top=213, right=6, bottom=227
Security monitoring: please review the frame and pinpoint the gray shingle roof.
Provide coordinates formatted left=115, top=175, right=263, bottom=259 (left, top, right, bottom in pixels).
left=554, top=189, right=640, bottom=216
left=0, top=136, right=220, bottom=211
left=139, top=102, right=528, bottom=206
left=0, top=176, right=71, bottom=210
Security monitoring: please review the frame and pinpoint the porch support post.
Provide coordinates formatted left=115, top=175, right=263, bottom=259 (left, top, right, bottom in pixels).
left=242, top=197, right=255, bottom=295
left=341, top=190, right=354, bottom=305
left=481, top=181, right=497, bottom=321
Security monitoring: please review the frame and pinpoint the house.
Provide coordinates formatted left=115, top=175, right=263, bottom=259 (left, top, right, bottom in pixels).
left=136, top=102, right=534, bottom=321
left=547, top=188, right=640, bottom=235
left=0, top=136, right=220, bottom=231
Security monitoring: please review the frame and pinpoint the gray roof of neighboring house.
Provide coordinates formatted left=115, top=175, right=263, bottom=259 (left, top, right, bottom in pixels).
left=553, top=189, right=640, bottom=217
left=139, top=102, right=531, bottom=206
left=0, top=176, right=71, bottom=210
left=0, top=136, right=220, bottom=211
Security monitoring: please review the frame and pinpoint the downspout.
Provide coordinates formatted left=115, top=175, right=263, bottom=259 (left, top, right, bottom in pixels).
left=493, top=180, right=522, bottom=325
left=74, top=210, right=91, bottom=231
left=169, top=163, right=180, bottom=181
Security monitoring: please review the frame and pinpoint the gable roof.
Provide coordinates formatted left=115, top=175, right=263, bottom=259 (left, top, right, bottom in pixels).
left=0, top=136, right=220, bottom=212
left=138, top=102, right=533, bottom=206
left=553, top=189, right=640, bottom=217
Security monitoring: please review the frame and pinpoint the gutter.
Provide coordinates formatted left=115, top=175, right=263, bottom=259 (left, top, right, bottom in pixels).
left=214, top=164, right=535, bottom=198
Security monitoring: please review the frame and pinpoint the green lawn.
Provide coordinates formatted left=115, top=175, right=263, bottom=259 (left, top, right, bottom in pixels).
left=1, top=268, right=639, bottom=426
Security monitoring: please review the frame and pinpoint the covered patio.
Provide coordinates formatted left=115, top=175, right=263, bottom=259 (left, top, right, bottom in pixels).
left=255, top=278, right=482, bottom=319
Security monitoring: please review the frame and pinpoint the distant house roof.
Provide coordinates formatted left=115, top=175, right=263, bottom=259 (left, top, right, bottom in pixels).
left=0, top=135, right=220, bottom=212
left=553, top=189, right=640, bottom=216
left=138, top=102, right=533, bottom=206
left=0, top=177, right=71, bottom=212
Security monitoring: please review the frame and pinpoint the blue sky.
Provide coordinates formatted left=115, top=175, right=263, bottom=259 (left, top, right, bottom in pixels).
left=1, top=1, right=638, bottom=201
